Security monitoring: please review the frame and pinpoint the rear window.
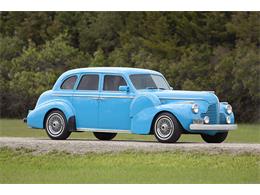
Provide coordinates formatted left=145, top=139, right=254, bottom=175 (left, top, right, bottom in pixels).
left=77, top=74, right=99, bottom=90
left=60, top=76, right=77, bottom=90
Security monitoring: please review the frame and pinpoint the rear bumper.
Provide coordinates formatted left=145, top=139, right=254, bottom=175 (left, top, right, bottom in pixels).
left=190, top=124, right=237, bottom=131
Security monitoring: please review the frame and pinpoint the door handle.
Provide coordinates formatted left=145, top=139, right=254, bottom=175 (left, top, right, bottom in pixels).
left=91, top=97, right=105, bottom=100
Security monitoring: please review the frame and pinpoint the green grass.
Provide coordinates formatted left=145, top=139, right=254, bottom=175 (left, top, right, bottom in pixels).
left=0, top=119, right=259, bottom=143
left=0, top=147, right=259, bottom=183
left=0, top=119, right=259, bottom=184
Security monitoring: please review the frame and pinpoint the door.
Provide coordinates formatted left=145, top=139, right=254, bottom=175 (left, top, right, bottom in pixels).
left=99, top=74, right=133, bottom=130
left=72, top=74, right=100, bottom=129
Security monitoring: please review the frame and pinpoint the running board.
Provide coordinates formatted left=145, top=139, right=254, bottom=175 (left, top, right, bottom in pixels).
left=77, top=128, right=131, bottom=133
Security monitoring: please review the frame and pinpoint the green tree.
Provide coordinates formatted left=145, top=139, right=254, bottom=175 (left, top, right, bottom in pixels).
left=4, top=34, right=91, bottom=117
left=0, top=12, right=259, bottom=122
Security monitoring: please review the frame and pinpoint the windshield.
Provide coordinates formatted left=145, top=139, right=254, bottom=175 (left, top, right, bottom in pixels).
left=129, top=74, right=170, bottom=90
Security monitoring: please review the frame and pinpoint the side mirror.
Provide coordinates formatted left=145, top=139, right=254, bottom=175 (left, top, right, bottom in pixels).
left=119, top=85, right=129, bottom=92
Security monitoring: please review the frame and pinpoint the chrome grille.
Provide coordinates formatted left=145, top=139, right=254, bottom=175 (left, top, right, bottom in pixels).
left=201, top=103, right=219, bottom=124
left=219, top=113, right=226, bottom=124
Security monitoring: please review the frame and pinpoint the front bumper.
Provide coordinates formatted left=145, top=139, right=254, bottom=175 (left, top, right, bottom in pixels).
left=190, top=124, right=237, bottom=131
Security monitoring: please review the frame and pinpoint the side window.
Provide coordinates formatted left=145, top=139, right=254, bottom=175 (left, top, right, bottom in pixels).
left=103, top=75, right=127, bottom=91
left=61, top=76, right=77, bottom=90
left=77, top=74, right=99, bottom=90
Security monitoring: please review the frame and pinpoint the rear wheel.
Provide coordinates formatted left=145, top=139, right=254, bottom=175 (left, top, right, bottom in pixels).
left=153, top=112, right=182, bottom=143
left=93, top=132, right=117, bottom=140
left=45, top=110, right=71, bottom=140
left=201, top=132, right=228, bottom=143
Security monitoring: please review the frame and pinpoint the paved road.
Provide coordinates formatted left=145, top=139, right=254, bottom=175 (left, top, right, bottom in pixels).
left=0, top=137, right=260, bottom=154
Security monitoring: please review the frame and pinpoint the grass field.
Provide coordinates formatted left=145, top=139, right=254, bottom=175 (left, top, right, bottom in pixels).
left=0, top=119, right=259, bottom=143
left=0, top=147, right=259, bottom=184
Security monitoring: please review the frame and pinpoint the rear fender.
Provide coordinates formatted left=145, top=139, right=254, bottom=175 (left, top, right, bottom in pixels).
left=27, top=100, right=75, bottom=129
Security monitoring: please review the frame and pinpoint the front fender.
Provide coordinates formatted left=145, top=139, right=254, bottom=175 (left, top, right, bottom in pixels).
left=130, top=94, right=160, bottom=117
left=219, top=102, right=235, bottom=124
left=131, top=102, right=197, bottom=134
left=27, top=99, right=75, bottom=129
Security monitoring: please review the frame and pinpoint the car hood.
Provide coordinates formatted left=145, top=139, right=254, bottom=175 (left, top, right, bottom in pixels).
left=139, top=90, right=219, bottom=104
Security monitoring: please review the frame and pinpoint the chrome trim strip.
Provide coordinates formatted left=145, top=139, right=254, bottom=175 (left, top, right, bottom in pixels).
left=190, top=124, right=237, bottom=131
left=52, top=94, right=73, bottom=97
left=159, top=97, right=204, bottom=101
left=77, top=128, right=131, bottom=133
left=53, top=93, right=134, bottom=99
left=100, top=96, right=134, bottom=99
left=73, top=94, right=99, bottom=97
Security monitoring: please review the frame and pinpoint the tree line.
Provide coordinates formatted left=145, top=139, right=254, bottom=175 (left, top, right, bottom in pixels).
left=0, top=12, right=259, bottom=122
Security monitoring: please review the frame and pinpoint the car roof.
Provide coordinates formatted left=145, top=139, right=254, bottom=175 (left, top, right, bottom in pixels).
left=52, top=67, right=163, bottom=91
left=62, top=67, right=161, bottom=76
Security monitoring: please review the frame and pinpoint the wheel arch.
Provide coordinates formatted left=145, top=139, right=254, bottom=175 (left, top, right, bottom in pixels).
left=149, top=110, right=184, bottom=134
left=43, top=108, right=77, bottom=131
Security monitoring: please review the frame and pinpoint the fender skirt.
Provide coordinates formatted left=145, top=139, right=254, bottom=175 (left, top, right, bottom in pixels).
left=68, top=116, right=77, bottom=132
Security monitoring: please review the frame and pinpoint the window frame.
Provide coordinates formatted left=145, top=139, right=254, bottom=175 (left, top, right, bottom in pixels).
left=102, top=74, right=129, bottom=93
left=129, top=73, right=171, bottom=90
left=60, top=75, right=78, bottom=90
left=76, top=73, right=100, bottom=91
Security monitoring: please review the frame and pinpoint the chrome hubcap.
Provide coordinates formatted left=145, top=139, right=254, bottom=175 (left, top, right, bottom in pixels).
left=155, top=115, right=174, bottom=140
left=47, top=113, right=65, bottom=136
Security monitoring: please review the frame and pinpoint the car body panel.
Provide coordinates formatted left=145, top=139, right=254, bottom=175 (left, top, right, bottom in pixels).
left=72, top=91, right=100, bottom=129
left=99, top=92, right=134, bottom=130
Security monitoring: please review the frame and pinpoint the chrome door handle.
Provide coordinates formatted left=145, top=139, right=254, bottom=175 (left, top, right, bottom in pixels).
left=90, top=97, right=105, bottom=100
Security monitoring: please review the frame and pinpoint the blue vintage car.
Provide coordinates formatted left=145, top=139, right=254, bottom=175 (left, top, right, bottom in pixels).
left=25, top=67, right=237, bottom=143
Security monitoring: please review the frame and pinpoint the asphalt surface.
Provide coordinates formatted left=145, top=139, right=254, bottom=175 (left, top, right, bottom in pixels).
left=0, top=137, right=260, bottom=154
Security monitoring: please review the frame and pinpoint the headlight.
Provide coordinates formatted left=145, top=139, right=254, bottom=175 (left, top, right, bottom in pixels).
left=226, top=116, right=231, bottom=124
left=225, top=104, right=232, bottom=115
left=192, top=104, right=199, bottom=114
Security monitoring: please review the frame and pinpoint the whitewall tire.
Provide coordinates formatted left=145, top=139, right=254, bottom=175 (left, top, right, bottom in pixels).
left=153, top=112, right=182, bottom=143
left=45, top=110, right=71, bottom=140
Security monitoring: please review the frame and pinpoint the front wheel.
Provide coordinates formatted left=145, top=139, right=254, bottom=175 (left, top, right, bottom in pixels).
left=93, top=132, right=117, bottom=140
left=45, top=110, right=71, bottom=140
left=201, top=132, right=228, bottom=143
left=153, top=112, right=182, bottom=143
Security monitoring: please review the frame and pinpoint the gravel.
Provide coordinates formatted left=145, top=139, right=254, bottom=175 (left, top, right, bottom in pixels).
left=0, top=137, right=260, bottom=155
